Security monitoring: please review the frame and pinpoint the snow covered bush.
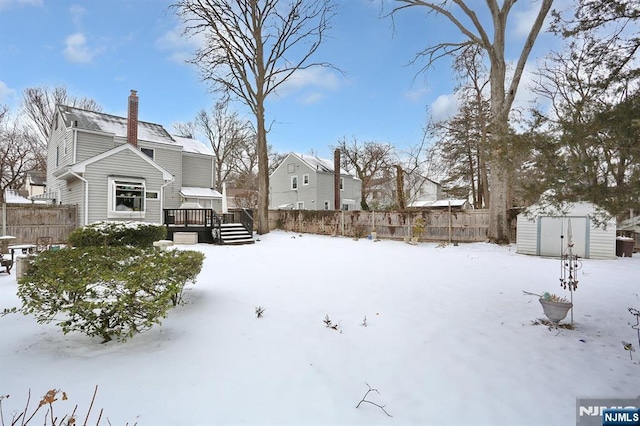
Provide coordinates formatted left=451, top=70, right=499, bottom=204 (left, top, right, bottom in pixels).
left=67, top=221, right=166, bottom=248
left=17, top=246, right=204, bottom=342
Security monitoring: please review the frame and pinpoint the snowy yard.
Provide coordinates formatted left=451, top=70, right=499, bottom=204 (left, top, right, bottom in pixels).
left=1, top=230, right=638, bottom=425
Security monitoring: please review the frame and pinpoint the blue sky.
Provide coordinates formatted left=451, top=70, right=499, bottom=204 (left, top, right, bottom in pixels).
left=0, top=0, right=563, bottom=159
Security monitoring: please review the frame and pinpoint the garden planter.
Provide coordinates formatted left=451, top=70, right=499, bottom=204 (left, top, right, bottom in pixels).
left=539, top=298, right=573, bottom=324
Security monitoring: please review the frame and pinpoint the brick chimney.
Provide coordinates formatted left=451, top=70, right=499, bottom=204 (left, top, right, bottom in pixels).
left=127, top=90, right=138, bottom=147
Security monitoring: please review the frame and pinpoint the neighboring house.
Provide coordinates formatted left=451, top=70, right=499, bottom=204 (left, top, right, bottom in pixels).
left=44, top=90, right=219, bottom=226
left=26, top=171, right=46, bottom=198
left=269, top=152, right=362, bottom=210
left=406, top=177, right=443, bottom=207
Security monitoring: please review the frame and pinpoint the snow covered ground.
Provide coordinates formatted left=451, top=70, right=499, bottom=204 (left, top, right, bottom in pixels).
left=1, top=230, right=638, bottom=425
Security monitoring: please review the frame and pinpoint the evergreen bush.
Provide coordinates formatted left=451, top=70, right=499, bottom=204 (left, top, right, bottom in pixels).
left=67, top=221, right=166, bottom=248
left=18, top=246, right=204, bottom=342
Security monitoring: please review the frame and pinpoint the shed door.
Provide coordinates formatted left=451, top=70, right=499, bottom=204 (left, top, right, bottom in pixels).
left=539, top=216, right=588, bottom=258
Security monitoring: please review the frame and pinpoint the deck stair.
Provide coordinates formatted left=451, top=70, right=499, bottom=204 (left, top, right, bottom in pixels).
left=220, top=223, right=255, bottom=245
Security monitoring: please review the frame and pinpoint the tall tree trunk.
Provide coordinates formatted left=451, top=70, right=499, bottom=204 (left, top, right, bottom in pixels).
left=488, top=11, right=510, bottom=244
left=256, top=99, right=269, bottom=234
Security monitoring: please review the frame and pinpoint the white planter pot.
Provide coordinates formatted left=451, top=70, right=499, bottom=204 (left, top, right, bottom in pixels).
left=539, top=298, right=572, bottom=324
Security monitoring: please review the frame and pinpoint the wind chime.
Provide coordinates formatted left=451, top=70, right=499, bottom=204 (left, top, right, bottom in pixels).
left=560, top=219, right=581, bottom=324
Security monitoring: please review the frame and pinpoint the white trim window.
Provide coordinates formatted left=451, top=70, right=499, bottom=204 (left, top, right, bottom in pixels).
left=340, top=177, right=344, bottom=191
left=291, top=175, right=298, bottom=190
left=324, top=201, right=330, bottom=210
left=108, top=177, right=146, bottom=218
left=140, top=147, right=154, bottom=160
left=296, top=201, right=304, bottom=209
left=303, top=174, right=309, bottom=185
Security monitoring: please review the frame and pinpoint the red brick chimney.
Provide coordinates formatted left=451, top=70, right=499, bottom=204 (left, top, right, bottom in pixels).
left=127, top=90, right=138, bottom=147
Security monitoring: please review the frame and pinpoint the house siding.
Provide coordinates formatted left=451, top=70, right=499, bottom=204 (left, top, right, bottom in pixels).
left=516, top=216, right=538, bottom=256
left=182, top=153, right=214, bottom=188
left=82, top=150, right=167, bottom=225
left=588, top=224, right=616, bottom=260
left=75, top=131, right=116, bottom=163
left=46, top=123, right=71, bottom=200
left=133, top=141, right=183, bottom=210
left=269, top=153, right=361, bottom=210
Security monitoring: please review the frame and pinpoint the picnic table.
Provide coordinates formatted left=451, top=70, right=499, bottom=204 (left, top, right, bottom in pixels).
left=7, top=244, right=36, bottom=263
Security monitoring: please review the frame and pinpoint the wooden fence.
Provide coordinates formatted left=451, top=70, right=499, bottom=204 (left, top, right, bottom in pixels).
left=268, top=209, right=492, bottom=242
left=1, top=204, right=78, bottom=244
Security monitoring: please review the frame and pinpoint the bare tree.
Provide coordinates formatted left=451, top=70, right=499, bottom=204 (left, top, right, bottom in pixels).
left=333, top=137, right=396, bottom=210
left=393, top=0, right=553, bottom=243
left=172, top=121, right=198, bottom=138
left=194, top=100, right=254, bottom=191
left=0, top=107, right=38, bottom=203
left=172, top=0, right=338, bottom=234
left=21, top=85, right=102, bottom=171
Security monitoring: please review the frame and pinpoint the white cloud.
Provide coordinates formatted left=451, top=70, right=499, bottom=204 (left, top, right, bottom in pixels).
left=63, top=32, right=94, bottom=63
left=430, top=92, right=459, bottom=122
left=0, top=80, right=17, bottom=104
left=156, top=25, right=203, bottom=64
left=0, top=0, right=42, bottom=10
left=69, top=4, right=86, bottom=27
left=276, top=67, right=342, bottom=102
left=404, top=85, right=431, bottom=102
left=512, top=5, right=539, bottom=38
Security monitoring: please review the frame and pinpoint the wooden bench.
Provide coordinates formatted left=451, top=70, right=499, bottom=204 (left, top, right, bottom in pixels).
left=0, top=255, right=12, bottom=274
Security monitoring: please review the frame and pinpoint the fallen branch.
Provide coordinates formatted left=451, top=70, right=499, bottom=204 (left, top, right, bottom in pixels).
left=356, top=383, right=392, bottom=417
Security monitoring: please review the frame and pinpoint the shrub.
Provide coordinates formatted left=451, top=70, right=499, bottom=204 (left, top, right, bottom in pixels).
left=67, top=221, right=166, bottom=248
left=18, top=246, right=204, bottom=342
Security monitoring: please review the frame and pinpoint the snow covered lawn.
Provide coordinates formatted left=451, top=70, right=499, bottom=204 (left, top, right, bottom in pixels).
left=1, top=230, right=638, bottom=425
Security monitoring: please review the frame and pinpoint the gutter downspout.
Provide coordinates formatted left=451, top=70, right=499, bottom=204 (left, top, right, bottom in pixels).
left=72, top=127, right=78, bottom=164
left=68, top=171, right=88, bottom=226
left=160, top=177, right=176, bottom=224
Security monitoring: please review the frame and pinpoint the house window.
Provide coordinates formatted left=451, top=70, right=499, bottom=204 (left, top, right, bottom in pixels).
left=291, top=176, right=298, bottom=190
left=340, top=177, right=344, bottom=191
left=341, top=204, right=349, bottom=211
left=324, top=201, right=330, bottom=210
left=108, top=177, right=146, bottom=218
left=146, top=191, right=159, bottom=200
left=297, top=201, right=304, bottom=209
left=54, top=114, right=59, bottom=130
left=140, top=148, right=154, bottom=160
left=55, top=146, right=60, bottom=167
left=303, top=174, right=309, bottom=185
left=287, top=163, right=296, bottom=173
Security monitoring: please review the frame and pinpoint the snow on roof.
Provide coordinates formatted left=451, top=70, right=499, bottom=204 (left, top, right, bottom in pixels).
left=407, top=199, right=470, bottom=208
left=60, top=105, right=177, bottom=146
left=293, top=153, right=354, bottom=177
left=429, top=199, right=469, bottom=207
left=180, top=187, right=222, bottom=199
left=4, top=190, right=32, bottom=204
left=171, top=135, right=213, bottom=155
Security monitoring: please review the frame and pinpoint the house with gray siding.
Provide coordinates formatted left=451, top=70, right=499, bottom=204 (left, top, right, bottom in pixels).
left=269, top=152, right=362, bottom=210
left=44, top=90, right=219, bottom=226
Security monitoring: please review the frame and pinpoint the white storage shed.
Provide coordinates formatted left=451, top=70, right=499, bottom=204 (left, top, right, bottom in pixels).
left=516, top=202, right=616, bottom=260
